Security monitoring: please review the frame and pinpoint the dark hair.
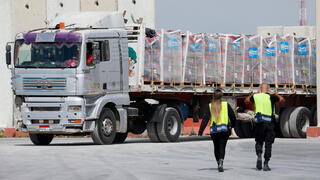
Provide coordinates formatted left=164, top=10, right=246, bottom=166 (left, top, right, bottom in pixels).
left=213, top=89, right=223, bottom=100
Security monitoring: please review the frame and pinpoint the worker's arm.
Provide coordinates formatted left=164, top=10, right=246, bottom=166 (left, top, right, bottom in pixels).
left=227, top=104, right=236, bottom=128
left=198, top=104, right=210, bottom=136
left=244, top=94, right=254, bottom=104
left=271, top=93, right=285, bottom=103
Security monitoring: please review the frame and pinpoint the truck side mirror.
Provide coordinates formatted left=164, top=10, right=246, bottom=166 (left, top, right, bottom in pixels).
left=6, top=44, right=11, bottom=66
left=92, top=42, right=100, bottom=64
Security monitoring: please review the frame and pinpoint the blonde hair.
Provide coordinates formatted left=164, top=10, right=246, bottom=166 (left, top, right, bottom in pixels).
left=211, top=90, right=223, bottom=123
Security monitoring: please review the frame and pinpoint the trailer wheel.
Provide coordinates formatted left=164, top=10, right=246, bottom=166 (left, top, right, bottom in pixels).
left=156, top=107, right=181, bottom=142
left=280, top=107, right=295, bottom=138
left=147, top=122, right=160, bottom=142
left=91, top=108, right=117, bottom=144
left=310, top=105, right=318, bottom=126
left=113, top=132, right=128, bottom=144
left=29, top=134, right=54, bottom=145
left=234, top=120, right=245, bottom=138
left=289, top=107, right=311, bottom=138
left=312, top=110, right=318, bottom=127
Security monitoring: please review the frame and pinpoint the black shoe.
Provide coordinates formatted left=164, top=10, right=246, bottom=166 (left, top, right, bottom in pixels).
left=218, top=159, right=224, bottom=172
left=256, top=154, right=262, bottom=170
left=263, top=161, right=271, bottom=171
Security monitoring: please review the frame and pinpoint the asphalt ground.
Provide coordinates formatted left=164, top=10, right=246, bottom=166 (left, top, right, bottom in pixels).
left=0, top=137, right=319, bottom=180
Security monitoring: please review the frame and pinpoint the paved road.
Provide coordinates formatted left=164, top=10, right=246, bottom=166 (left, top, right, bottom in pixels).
left=0, top=137, right=319, bottom=180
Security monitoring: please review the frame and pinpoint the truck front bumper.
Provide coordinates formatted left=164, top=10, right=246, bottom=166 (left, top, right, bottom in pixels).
left=19, top=97, right=95, bottom=134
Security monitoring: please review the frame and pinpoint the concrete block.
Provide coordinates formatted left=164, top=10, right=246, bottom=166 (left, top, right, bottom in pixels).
left=4, top=128, right=15, bottom=137
left=80, top=0, right=118, bottom=12
left=118, top=0, right=156, bottom=28
left=47, top=0, right=81, bottom=23
left=11, top=0, right=46, bottom=36
left=307, top=127, right=320, bottom=138
left=257, top=26, right=284, bottom=36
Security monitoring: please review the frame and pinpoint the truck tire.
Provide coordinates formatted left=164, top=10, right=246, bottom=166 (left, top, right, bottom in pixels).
left=312, top=110, right=318, bottom=127
left=310, top=105, right=317, bottom=126
left=280, top=107, right=295, bottom=138
left=156, top=107, right=181, bottom=142
left=91, top=108, right=117, bottom=145
left=147, top=122, right=160, bottom=142
left=234, top=120, right=246, bottom=138
left=289, top=107, right=311, bottom=138
left=113, top=132, right=128, bottom=144
left=29, top=134, right=54, bottom=145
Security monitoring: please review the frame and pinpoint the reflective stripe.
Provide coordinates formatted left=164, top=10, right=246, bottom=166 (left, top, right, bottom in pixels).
left=210, top=124, right=228, bottom=134
left=209, top=101, right=229, bottom=133
left=254, top=113, right=272, bottom=123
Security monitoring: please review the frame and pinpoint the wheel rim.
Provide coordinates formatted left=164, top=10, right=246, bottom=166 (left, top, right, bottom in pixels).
left=167, top=116, right=178, bottom=136
left=102, top=118, right=113, bottom=136
left=300, top=114, right=310, bottom=133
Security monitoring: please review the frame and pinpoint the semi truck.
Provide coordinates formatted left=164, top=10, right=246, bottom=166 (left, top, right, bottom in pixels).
left=6, top=12, right=317, bottom=145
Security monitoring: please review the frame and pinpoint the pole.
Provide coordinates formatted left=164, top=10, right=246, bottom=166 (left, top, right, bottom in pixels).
left=316, top=0, right=320, bottom=127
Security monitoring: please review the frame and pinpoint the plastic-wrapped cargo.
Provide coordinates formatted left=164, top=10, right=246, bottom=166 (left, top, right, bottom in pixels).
left=248, top=36, right=262, bottom=84
left=144, top=32, right=161, bottom=82
left=162, top=30, right=183, bottom=83
left=310, top=39, right=316, bottom=86
left=277, top=35, right=294, bottom=85
left=261, top=36, right=276, bottom=84
left=220, top=35, right=235, bottom=84
left=241, top=35, right=251, bottom=85
left=221, top=34, right=248, bottom=85
left=183, top=32, right=205, bottom=85
left=204, top=34, right=221, bottom=84
left=294, top=37, right=311, bottom=85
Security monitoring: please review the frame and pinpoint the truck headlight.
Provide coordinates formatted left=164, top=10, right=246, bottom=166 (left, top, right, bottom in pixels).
left=68, top=106, right=82, bottom=112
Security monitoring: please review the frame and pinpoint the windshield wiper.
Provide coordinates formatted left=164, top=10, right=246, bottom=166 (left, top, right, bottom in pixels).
left=15, top=65, right=39, bottom=68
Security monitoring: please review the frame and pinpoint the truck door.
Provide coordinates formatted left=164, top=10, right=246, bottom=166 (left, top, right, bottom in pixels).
left=100, top=39, right=121, bottom=92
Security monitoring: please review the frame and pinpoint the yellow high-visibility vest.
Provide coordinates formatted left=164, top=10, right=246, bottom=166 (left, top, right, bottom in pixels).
left=253, top=93, right=273, bottom=123
left=209, top=101, right=230, bottom=133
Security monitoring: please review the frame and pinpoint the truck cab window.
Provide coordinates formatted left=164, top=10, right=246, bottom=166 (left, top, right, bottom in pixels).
left=101, top=40, right=110, bottom=61
left=86, top=42, right=93, bottom=66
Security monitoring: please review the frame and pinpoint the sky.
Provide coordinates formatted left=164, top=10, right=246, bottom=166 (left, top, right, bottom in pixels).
left=156, top=0, right=316, bottom=34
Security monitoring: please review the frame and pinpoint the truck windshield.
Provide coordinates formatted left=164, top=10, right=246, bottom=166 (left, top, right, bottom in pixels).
left=14, top=40, right=81, bottom=68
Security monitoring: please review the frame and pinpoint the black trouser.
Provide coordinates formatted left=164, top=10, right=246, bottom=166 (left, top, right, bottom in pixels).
left=210, top=131, right=230, bottom=162
left=254, top=123, right=275, bottom=162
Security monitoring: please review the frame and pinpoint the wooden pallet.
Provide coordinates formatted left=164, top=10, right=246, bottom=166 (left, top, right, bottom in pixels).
left=144, top=80, right=163, bottom=85
left=162, top=82, right=182, bottom=86
left=180, top=82, right=203, bottom=86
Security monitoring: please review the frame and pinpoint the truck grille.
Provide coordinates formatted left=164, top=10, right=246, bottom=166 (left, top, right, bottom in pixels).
left=23, top=77, right=66, bottom=90
left=31, top=119, right=60, bottom=124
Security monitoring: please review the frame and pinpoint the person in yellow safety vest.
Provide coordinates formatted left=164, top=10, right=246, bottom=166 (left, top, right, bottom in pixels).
left=245, top=83, right=285, bottom=171
left=198, top=89, right=236, bottom=172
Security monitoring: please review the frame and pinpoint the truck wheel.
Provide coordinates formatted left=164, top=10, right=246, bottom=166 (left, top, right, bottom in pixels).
left=156, top=107, right=181, bottom=142
left=147, top=122, right=160, bottom=142
left=312, top=110, right=318, bottom=127
left=310, top=105, right=318, bottom=126
left=91, top=108, right=117, bottom=144
left=280, top=107, right=295, bottom=138
left=234, top=120, right=246, bottom=138
left=113, top=132, right=128, bottom=144
left=289, top=107, right=311, bottom=138
left=29, top=134, right=54, bottom=145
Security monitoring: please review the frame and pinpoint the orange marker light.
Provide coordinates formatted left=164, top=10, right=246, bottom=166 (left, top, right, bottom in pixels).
left=59, top=22, right=65, bottom=29
left=75, top=119, right=81, bottom=124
